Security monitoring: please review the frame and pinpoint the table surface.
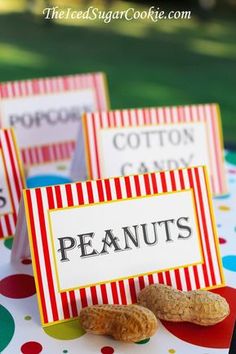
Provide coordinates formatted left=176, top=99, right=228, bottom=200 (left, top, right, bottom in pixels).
left=1, top=152, right=236, bottom=354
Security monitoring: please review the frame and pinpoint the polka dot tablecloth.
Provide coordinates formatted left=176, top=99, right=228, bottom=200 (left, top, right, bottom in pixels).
left=1, top=152, right=236, bottom=354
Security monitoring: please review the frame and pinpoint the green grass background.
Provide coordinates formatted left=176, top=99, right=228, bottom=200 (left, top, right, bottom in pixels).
left=0, top=0, right=235, bottom=146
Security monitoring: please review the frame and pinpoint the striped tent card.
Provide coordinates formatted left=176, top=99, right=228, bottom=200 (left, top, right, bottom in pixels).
left=0, top=129, right=25, bottom=238
left=12, top=166, right=224, bottom=326
left=73, top=104, right=227, bottom=196
left=0, top=72, right=109, bottom=168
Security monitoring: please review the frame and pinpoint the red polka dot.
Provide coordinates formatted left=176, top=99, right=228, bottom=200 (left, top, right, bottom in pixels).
left=21, top=259, right=32, bottom=265
left=219, top=237, right=227, bottom=244
left=101, top=346, right=114, bottom=354
left=161, top=287, right=236, bottom=348
left=21, top=341, right=42, bottom=354
left=0, top=274, right=36, bottom=298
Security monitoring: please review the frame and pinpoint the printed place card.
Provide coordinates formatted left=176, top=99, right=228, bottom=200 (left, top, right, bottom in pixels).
left=78, top=104, right=227, bottom=196
left=0, top=129, right=25, bottom=238
left=0, top=72, right=109, bottom=167
left=12, top=166, right=224, bottom=326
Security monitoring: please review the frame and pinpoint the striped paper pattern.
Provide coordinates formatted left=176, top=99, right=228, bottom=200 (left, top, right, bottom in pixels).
left=0, top=129, right=25, bottom=238
left=83, top=104, right=227, bottom=196
left=21, top=141, right=76, bottom=166
left=24, top=166, right=224, bottom=326
left=0, top=72, right=108, bottom=166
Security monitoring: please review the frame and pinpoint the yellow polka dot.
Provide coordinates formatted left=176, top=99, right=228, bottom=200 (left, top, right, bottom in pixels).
left=218, top=205, right=230, bottom=211
left=168, top=350, right=176, bottom=354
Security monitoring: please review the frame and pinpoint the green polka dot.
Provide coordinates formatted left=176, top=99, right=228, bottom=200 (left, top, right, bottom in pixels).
left=63, top=350, right=68, bottom=353
left=0, top=305, right=15, bottom=352
left=24, top=315, right=32, bottom=320
left=43, top=318, right=85, bottom=340
left=135, top=338, right=150, bottom=344
left=4, top=237, right=14, bottom=250
left=225, top=151, right=236, bottom=166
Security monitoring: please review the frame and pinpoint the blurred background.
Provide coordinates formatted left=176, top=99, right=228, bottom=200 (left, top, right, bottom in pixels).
left=0, top=0, right=235, bottom=147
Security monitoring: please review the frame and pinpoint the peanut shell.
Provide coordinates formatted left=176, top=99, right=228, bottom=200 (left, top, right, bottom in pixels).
left=137, top=284, right=230, bottom=326
left=80, top=304, right=158, bottom=342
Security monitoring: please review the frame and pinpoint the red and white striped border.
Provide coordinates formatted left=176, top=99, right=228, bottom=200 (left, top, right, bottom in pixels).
left=83, top=104, right=227, bottom=196
left=24, top=166, right=224, bottom=326
left=0, top=72, right=109, bottom=166
left=21, top=141, right=76, bottom=166
left=0, top=129, right=25, bottom=238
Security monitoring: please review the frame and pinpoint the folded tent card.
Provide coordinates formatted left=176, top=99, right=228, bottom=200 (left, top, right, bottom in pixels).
left=0, top=128, right=25, bottom=238
left=71, top=103, right=227, bottom=196
left=12, top=166, right=224, bottom=326
left=0, top=72, right=109, bottom=172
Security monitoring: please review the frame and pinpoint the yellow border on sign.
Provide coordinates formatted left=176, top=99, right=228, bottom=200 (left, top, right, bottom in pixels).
left=215, top=103, right=228, bottom=196
left=0, top=128, right=26, bottom=219
left=48, top=189, right=204, bottom=293
left=82, top=106, right=227, bottom=196
left=82, top=113, right=93, bottom=180
left=0, top=149, right=14, bottom=216
left=24, top=165, right=225, bottom=327
left=203, top=166, right=226, bottom=286
left=10, top=128, right=26, bottom=188
left=102, top=72, right=111, bottom=110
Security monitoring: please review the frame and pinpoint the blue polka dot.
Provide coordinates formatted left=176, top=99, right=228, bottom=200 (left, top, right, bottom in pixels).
left=214, top=194, right=230, bottom=200
left=27, top=175, right=72, bottom=188
left=222, top=256, right=236, bottom=272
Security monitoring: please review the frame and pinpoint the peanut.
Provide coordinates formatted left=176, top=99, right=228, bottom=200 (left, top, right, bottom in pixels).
left=137, top=284, right=230, bottom=326
left=80, top=304, right=158, bottom=342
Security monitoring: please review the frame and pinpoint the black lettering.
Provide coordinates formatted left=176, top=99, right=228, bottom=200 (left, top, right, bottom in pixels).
left=127, top=133, right=140, bottom=149
left=169, top=129, right=181, bottom=145
left=9, top=115, right=21, bottom=127
left=8, top=105, right=88, bottom=129
left=153, top=160, right=164, bottom=171
left=123, top=225, right=140, bottom=249
left=155, top=130, right=166, bottom=146
left=141, top=223, right=158, bottom=245
left=177, top=217, right=192, bottom=239
left=57, top=236, right=76, bottom=262
left=77, top=232, right=99, bottom=258
left=138, top=162, right=149, bottom=174
left=100, top=229, right=122, bottom=254
left=22, top=113, right=34, bottom=128
left=157, top=219, right=175, bottom=242
left=59, top=108, right=70, bottom=123
left=0, top=188, right=6, bottom=208
left=113, top=133, right=125, bottom=150
left=47, top=110, right=59, bottom=125
left=141, top=131, right=154, bottom=148
left=183, top=128, right=194, bottom=144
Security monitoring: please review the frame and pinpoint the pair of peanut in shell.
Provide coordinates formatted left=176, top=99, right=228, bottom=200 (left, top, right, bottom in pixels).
left=80, top=284, right=230, bottom=343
